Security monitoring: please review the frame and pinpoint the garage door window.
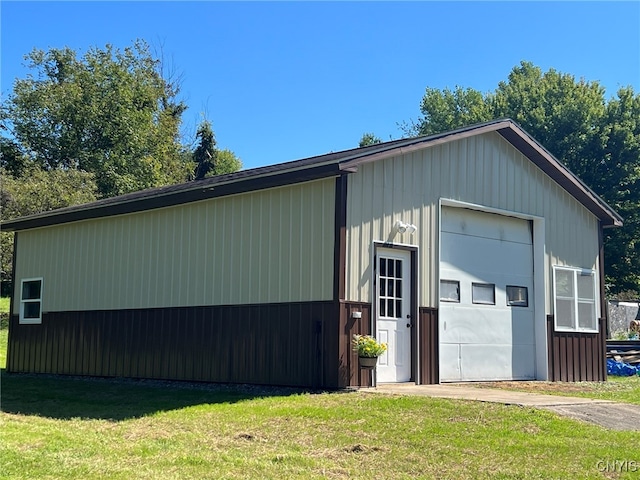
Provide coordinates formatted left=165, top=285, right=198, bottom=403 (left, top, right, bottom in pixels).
left=440, top=280, right=460, bottom=302
left=553, top=266, right=597, bottom=332
left=506, top=286, right=528, bottom=307
left=472, top=283, right=495, bottom=305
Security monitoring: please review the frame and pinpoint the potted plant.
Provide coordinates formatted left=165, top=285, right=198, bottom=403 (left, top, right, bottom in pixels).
left=352, top=334, right=387, bottom=369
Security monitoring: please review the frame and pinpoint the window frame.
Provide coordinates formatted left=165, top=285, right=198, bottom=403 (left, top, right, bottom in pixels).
left=552, top=266, right=598, bottom=333
left=19, top=277, right=43, bottom=325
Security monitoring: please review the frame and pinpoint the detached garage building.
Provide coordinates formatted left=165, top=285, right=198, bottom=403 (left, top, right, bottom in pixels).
left=3, top=119, right=622, bottom=388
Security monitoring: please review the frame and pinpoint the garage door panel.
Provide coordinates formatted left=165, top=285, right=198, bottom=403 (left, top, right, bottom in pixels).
left=441, top=307, right=526, bottom=345
left=441, top=207, right=532, bottom=245
left=512, top=315, right=535, bottom=345
left=459, top=345, right=535, bottom=381
left=440, top=207, right=536, bottom=382
left=441, top=234, right=532, bottom=277
left=439, top=344, right=461, bottom=381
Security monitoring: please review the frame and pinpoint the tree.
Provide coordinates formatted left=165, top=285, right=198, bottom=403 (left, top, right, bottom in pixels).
left=0, top=167, right=98, bottom=283
left=191, top=120, right=242, bottom=179
left=359, top=133, right=382, bottom=147
left=214, top=149, right=242, bottom=176
left=597, top=88, right=640, bottom=294
left=405, top=86, right=492, bottom=137
left=405, top=61, right=640, bottom=296
left=3, top=40, right=191, bottom=197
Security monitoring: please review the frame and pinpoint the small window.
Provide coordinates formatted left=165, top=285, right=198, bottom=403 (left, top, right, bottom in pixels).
left=506, top=286, right=528, bottom=307
left=472, top=283, right=495, bottom=305
left=20, top=278, right=43, bottom=324
left=440, top=280, right=460, bottom=303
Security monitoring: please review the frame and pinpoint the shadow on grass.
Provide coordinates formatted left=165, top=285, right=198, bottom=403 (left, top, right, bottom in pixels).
left=0, top=370, right=307, bottom=421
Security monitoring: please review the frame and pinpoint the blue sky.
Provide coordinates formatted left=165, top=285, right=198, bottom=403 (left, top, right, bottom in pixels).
left=2, top=1, right=639, bottom=169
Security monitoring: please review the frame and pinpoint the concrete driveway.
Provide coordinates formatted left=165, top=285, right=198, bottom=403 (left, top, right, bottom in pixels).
left=364, top=383, right=640, bottom=431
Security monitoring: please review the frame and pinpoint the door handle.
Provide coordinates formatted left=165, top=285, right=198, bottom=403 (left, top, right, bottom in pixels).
left=406, top=323, right=413, bottom=328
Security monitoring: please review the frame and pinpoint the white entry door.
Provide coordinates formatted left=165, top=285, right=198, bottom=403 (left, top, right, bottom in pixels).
left=376, top=248, right=412, bottom=383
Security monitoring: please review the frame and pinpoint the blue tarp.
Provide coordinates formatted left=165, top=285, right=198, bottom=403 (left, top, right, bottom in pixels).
left=607, top=358, right=640, bottom=376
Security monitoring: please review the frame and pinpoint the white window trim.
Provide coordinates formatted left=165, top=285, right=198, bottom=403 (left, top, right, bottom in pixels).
left=552, top=266, right=598, bottom=333
left=19, top=277, right=43, bottom=325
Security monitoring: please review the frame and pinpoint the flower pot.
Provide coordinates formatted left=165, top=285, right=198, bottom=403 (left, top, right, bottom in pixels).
left=358, top=356, right=378, bottom=369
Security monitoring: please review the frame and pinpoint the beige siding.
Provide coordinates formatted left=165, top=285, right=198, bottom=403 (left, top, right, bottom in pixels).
left=345, top=131, right=600, bottom=312
left=14, top=178, right=335, bottom=313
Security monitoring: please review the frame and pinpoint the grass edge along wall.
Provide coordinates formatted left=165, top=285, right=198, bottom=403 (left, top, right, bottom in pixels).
left=4, top=119, right=621, bottom=388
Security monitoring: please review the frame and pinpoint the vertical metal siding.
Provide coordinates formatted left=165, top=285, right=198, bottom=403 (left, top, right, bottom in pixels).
left=417, top=307, right=439, bottom=384
left=345, top=131, right=601, bottom=312
left=339, top=301, right=373, bottom=388
left=8, top=300, right=339, bottom=388
left=546, top=316, right=607, bottom=381
left=13, top=178, right=335, bottom=313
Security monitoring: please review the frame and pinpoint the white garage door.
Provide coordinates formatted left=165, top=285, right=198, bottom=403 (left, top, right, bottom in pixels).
left=439, top=207, right=535, bottom=382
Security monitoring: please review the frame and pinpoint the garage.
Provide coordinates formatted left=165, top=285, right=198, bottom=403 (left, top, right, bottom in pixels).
left=439, top=207, right=536, bottom=382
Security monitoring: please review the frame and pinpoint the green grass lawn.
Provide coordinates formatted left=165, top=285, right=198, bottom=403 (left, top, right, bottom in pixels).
left=0, top=296, right=9, bottom=314
left=1, top=373, right=640, bottom=480
left=1, top=326, right=639, bottom=479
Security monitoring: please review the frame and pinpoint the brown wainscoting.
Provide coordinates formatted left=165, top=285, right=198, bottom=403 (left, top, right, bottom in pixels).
left=546, top=316, right=607, bottom=382
left=338, top=301, right=372, bottom=388
left=7, top=301, right=340, bottom=389
left=418, top=307, right=439, bottom=384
